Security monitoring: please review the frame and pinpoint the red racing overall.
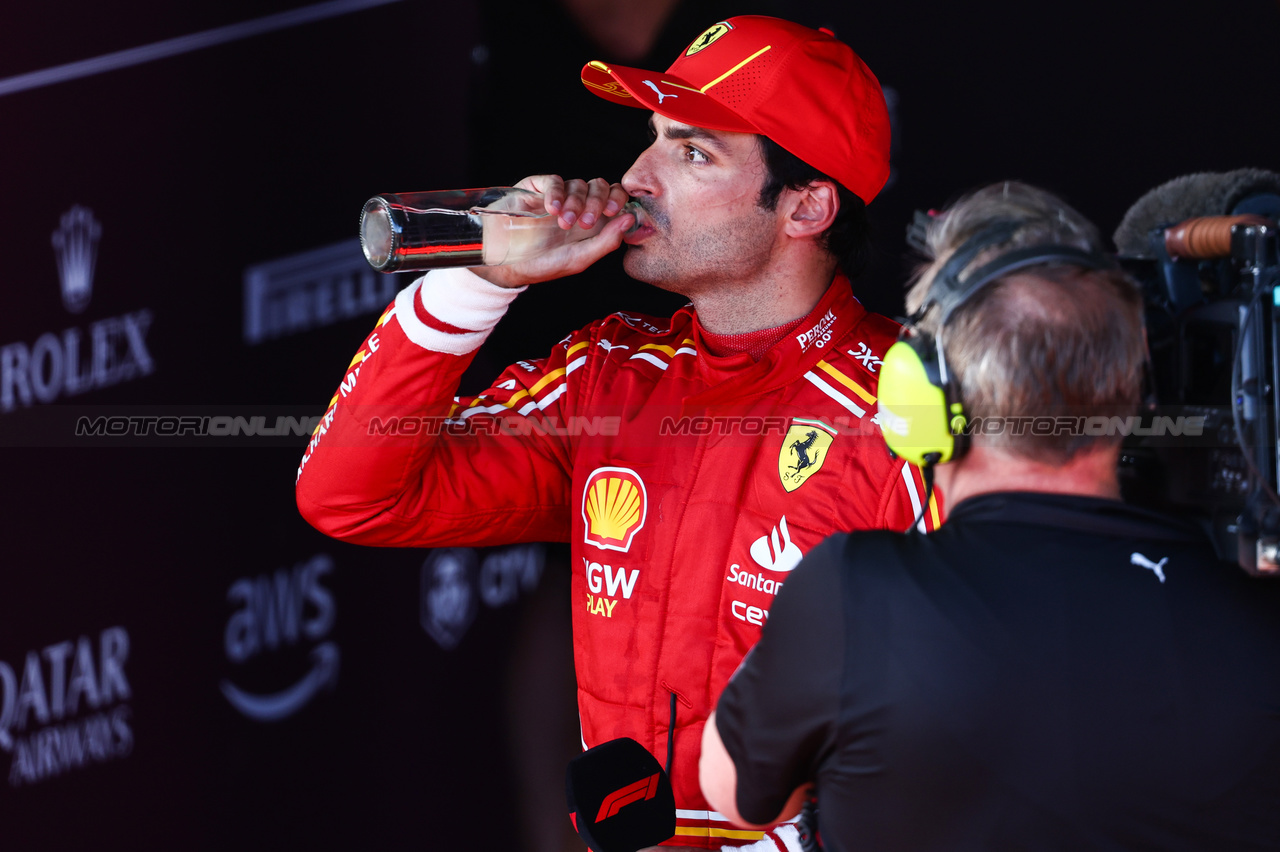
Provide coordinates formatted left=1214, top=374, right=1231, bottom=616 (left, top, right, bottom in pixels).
left=297, top=268, right=938, bottom=848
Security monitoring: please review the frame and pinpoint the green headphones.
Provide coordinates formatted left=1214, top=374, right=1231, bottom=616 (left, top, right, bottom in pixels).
left=878, top=221, right=1115, bottom=466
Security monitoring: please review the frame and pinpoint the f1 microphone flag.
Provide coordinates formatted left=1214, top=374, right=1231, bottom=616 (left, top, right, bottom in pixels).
left=566, top=737, right=676, bottom=852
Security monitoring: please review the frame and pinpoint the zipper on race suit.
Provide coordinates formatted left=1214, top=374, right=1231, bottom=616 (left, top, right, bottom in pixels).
left=666, top=692, right=676, bottom=773
left=660, top=681, right=692, bottom=775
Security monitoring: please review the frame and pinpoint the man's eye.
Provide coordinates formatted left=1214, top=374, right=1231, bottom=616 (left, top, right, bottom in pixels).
left=685, top=146, right=708, bottom=164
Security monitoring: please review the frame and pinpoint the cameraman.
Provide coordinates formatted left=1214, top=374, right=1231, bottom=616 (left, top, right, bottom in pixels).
left=699, top=182, right=1280, bottom=850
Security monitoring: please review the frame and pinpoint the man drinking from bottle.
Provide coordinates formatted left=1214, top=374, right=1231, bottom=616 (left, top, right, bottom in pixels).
left=297, top=15, right=938, bottom=850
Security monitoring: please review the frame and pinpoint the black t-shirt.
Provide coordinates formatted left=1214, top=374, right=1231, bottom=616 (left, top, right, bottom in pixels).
left=715, top=492, right=1280, bottom=852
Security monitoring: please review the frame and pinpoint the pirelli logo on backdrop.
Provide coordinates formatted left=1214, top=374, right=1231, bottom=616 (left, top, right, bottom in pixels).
left=242, top=239, right=399, bottom=345
left=582, top=467, right=647, bottom=553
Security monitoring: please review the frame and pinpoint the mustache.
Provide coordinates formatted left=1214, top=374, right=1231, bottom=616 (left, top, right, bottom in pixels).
left=629, top=197, right=667, bottom=229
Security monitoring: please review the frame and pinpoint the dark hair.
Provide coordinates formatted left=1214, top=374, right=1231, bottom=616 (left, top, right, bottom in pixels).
left=756, top=135, right=872, bottom=280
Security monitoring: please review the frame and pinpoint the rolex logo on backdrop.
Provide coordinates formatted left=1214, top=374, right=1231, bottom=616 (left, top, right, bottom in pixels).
left=0, top=204, right=157, bottom=413
left=52, top=206, right=101, bottom=314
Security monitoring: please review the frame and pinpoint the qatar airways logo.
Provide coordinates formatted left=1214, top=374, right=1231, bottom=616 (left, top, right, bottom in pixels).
left=0, top=627, right=134, bottom=787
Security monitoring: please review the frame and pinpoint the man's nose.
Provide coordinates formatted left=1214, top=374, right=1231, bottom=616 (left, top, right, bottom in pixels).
left=621, top=146, right=657, bottom=197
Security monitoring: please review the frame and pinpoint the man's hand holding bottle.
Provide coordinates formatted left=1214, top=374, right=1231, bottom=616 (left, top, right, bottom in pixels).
left=471, top=175, right=637, bottom=289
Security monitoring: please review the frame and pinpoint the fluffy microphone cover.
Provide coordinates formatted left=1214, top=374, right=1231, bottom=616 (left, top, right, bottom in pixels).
left=1113, top=168, right=1280, bottom=258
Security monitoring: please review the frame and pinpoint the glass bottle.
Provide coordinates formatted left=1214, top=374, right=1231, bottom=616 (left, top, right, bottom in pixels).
left=360, top=187, right=637, bottom=273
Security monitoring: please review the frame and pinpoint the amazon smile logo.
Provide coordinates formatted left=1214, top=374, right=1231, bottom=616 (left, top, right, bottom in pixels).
left=220, top=554, right=339, bottom=722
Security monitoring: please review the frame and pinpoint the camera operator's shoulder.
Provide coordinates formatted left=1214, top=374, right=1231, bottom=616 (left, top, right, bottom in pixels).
left=1184, top=557, right=1280, bottom=657
left=805, top=528, right=922, bottom=582
left=853, top=309, right=905, bottom=343
left=780, top=530, right=953, bottom=625
left=1200, top=555, right=1280, bottom=600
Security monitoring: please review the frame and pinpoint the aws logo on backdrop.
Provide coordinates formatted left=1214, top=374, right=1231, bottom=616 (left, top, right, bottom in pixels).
left=1, top=205, right=156, bottom=414
left=221, top=554, right=339, bottom=722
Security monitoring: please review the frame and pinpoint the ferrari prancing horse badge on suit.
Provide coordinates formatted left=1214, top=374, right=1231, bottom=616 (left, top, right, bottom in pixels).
left=779, top=418, right=836, bottom=492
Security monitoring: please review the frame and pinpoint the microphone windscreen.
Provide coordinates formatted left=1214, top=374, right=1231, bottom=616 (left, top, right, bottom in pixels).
left=1114, top=168, right=1280, bottom=258
left=566, top=737, right=676, bottom=852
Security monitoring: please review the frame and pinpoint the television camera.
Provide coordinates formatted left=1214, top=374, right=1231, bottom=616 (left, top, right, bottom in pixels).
left=1114, top=169, right=1280, bottom=576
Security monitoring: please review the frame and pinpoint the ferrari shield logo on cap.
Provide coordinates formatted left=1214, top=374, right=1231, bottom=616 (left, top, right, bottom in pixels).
left=685, top=21, right=733, bottom=56
left=779, top=418, right=836, bottom=492
left=583, top=467, right=648, bottom=552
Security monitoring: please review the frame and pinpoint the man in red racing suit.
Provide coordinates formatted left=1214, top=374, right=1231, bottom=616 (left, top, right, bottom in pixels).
left=297, top=15, right=938, bottom=851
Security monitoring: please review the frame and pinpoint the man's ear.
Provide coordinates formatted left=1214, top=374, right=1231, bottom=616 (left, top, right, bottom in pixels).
left=780, top=180, right=839, bottom=240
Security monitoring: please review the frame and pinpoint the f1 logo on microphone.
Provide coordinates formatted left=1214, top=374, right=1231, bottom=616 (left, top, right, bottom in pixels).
left=596, top=773, right=660, bottom=821
left=566, top=736, right=676, bottom=851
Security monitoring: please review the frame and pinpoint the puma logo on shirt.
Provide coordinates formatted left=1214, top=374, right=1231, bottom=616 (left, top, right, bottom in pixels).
left=1130, top=552, right=1168, bottom=583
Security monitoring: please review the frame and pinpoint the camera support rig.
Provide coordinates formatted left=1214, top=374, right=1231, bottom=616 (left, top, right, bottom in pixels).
left=1125, top=215, right=1280, bottom=576
left=1229, top=219, right=1280, bottom=574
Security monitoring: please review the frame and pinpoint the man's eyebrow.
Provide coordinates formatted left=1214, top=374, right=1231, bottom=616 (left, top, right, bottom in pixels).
left=648, top=118, right=733, bottom=156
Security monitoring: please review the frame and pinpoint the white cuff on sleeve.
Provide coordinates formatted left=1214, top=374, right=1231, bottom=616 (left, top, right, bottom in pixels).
left=393, top=268, right=526, bottom=355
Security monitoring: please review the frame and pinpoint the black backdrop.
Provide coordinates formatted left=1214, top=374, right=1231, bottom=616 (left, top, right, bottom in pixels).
left=2, top=1, right=1278, bottom=848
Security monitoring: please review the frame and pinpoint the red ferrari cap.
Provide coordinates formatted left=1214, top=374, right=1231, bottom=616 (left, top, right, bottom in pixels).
left=581, top=16, right=891, bottom=203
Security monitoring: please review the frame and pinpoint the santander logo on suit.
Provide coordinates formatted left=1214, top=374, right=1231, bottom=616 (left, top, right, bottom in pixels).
left=727, top=516, right=805, bottom=626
